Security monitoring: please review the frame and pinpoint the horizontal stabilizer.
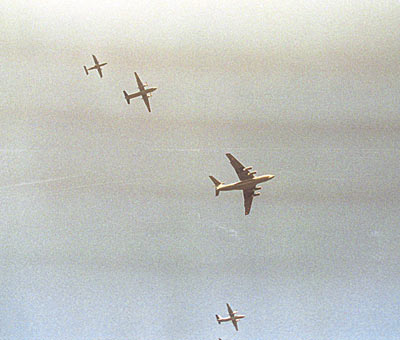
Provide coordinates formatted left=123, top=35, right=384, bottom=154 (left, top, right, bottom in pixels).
left=123, top=91, right=130, bottom=104
left=216, top=315, right=221, bottom=324
left=83, top=66, right=89, bottom=75
left=209, top=176, right=221, bottom=186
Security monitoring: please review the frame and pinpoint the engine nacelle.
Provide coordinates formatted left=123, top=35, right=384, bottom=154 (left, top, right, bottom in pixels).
left=249, top=171, right=256, bottom=175
left=233, top=310, right=238, bottom=314
left=253, top=192, right=261, bottom=197
left=254, top=187, right=261, bottom=190
left=244, top=166, right=252, bottom=171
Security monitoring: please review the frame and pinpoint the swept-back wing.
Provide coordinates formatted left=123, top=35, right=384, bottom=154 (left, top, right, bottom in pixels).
left=142, top=94, right=151, bottom=112
left=226, top=153, right=255, bottom=181
left=135, top=72, right=145, bottom=91
left=243, top=189, right=255, bottom=215
left=92, top=54, right=99, bottom=65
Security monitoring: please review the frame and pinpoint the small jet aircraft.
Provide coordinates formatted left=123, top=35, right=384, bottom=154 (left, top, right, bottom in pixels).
left=209, top=153, right=275, bottom=215
left=216, top=303, right=245, bottom=331
left=123, top=72, right=157, bottom=112
left=83, top=55, right=107, bottom=78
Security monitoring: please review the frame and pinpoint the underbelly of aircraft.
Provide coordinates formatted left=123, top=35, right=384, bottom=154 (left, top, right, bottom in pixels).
left=222, top=181, right=255, bottom=191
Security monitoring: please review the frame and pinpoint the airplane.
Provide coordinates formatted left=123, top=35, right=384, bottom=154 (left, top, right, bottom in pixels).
left=123, top=72, right=157, bottom=112
left=216, top=303, right=245, bottom=331
left=83, top=55, right=107, bottom=78
left=209, top=153, right=275, bottom=215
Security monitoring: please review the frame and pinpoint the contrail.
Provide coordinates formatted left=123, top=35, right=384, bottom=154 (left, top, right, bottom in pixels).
left=0, top=175, right=83, bottom=190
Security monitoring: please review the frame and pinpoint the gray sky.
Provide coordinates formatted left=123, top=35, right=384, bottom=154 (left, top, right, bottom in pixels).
left=1, top=1, right=400, bottom=340
left=2, top=1, right=400, bottom=68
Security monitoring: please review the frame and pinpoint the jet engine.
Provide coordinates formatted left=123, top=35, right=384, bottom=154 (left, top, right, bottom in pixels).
left=249, top=171, right=257, bottom=176
left=244, top=166, right=253, bottom=171
left=254, top=187, right=261, bottom=190
left=253, top=192, right=261, bottom=197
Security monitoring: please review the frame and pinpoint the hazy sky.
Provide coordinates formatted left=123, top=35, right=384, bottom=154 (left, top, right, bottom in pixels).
left=2, top=0, right=400, bottom=68
left=1, top=1, right=400, bottom=340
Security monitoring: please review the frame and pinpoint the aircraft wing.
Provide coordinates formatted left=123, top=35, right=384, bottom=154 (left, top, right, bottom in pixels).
left=135, top=72, right=145, bottom=91
left=142, top=94, right=151, bottom=112
left=243, top=189, right=255, bottom=215
left=232, top=318, right=239, bottom=331
left=92, top=54, right=99, bottom=65
left=97, top=67, right=103, bottom=78
left=226, top=303, right=234, bottom=317
left=226, top=153, right=255, bottom=181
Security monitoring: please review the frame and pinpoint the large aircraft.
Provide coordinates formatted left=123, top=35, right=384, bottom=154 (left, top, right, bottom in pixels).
left=83, top=55, right=107, bottom=78
left=216, top=303, right=245, bottom=331
left=209, top=153, right=275, bottom=215
left=123, top=72, right=157, bottom=112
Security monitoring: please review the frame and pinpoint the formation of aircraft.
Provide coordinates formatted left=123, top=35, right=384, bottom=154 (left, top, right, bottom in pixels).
left=123, top=72, right=157, bottom=112
left=82, top=56, right=276, bottom=217
left=209, top=153, right=275, bottom=215
left=216, top=303, right=246, bottom=331
left=78, top=55, right=274, bottom=337
left=83, top=55, right=107, bottom=78
left=83, top=56, right=157, bottom=112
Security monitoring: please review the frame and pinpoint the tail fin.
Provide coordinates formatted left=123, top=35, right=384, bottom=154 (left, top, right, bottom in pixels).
left=216, top=315, right=221, bottom=324
left=209, top=176, right=221, bottom=196
left=123, top=91, right=130, bottom=104
left=83, top=66, right=89, bottom=75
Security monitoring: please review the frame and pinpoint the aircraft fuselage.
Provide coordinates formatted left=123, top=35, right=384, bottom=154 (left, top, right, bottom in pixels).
left=125, top=87, right=157, bottom=100
left=141, top=87, right=157, bottom=96
left=218, top=175, right=274, bottom=192
left=218, top=315, right=246, bottom=322
left=88, top=63, right=107, bottom=71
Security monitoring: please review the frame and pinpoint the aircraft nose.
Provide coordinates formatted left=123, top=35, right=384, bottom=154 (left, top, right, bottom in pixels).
left=269, top=175, right=275, bottom=180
